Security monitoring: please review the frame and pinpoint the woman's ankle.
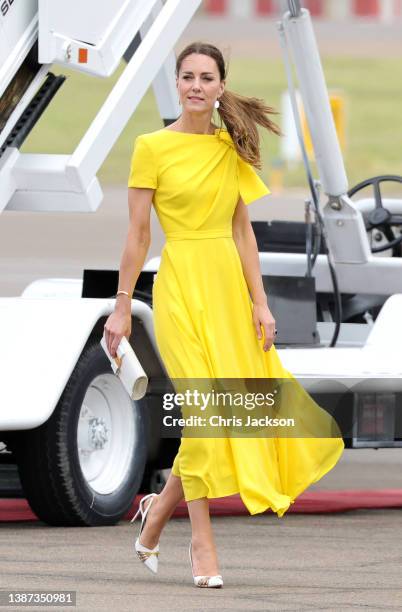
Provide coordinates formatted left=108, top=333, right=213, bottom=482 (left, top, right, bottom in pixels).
left=190, top=538, right=220, bottom=576
left=138, top=495, right=163, bottom=548
left=191, top=535, right=216, bottom=551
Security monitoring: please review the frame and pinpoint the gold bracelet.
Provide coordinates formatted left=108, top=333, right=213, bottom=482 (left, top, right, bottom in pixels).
left=115, top=290, right=131, bottom=298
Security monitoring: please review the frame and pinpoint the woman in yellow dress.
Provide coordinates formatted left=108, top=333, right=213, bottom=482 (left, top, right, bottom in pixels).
left=104, top=41, right=345, bottom=588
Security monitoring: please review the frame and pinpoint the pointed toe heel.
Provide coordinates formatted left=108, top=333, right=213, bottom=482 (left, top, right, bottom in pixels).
left=188, top=541, right=224, bottom=588
left=134, top=536, right=159, bottom=574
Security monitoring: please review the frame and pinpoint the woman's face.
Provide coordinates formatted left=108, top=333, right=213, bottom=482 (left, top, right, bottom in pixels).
left=176, top=53, right=225, bottom=114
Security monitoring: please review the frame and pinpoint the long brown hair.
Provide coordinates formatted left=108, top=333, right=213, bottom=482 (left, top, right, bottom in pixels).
left=176, top=42, right=282, bottom=170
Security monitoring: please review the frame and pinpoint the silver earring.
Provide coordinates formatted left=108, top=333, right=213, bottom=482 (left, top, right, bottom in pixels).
left=214, top=99, right=220, bottom=109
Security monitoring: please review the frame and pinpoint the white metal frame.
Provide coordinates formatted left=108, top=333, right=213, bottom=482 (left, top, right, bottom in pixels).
left=38, top=0, right=161, bottom=77
left=0, top=0, right=200, bottom=214
left=278, top=6, right=402, bottom=291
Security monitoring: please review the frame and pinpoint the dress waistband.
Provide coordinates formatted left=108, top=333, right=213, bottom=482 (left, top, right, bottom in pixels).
left=165, top=228, right=233, bottom=242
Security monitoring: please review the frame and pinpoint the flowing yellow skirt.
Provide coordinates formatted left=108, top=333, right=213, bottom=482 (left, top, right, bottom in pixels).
left=152, top=234, right=345, bottom=517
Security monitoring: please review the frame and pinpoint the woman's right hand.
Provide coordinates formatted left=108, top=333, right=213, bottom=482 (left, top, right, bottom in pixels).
left=104, top=309, right=132, bottom=358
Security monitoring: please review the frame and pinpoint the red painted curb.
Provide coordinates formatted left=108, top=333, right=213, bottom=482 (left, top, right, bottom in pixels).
left=1, top=490, right=401, bottom=522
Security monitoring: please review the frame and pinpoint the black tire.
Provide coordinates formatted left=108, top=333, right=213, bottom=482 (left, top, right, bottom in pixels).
left=11, top=340, right=148, bottom=526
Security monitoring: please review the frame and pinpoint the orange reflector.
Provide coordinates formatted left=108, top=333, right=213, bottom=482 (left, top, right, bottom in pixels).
left=78, top=48, right=88, bottom=63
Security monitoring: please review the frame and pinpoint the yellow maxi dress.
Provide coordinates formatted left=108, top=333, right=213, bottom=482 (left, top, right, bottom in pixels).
left=128, top=127, right=345, bottom=517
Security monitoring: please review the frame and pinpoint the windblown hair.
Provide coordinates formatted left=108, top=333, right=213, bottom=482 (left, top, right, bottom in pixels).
left=176, top=42, right=282, bottom=169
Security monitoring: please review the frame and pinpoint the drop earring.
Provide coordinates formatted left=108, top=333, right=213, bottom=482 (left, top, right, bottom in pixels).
left=214, top=99, right=220, bottom=109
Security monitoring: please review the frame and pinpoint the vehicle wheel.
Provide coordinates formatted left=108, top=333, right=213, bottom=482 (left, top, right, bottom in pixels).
left=11, top=340, right=148, bottom=526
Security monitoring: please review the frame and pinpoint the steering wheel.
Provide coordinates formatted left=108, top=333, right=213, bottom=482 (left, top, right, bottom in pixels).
left=347, top=175, right=402, bottom=255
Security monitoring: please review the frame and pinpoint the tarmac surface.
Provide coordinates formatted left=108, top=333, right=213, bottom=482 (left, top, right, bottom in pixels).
left=1, top=448, right=402, bottom=611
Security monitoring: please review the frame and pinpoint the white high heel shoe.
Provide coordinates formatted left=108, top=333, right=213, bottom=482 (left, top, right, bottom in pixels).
left=188, top=541, right=224, bottom=588
left=130, top=493, right=159, bottom=574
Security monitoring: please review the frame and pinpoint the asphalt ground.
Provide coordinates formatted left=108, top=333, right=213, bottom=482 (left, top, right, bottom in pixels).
left=1, top=504, right=402, bottom=611
left=1, top=451, right=402, bottom=611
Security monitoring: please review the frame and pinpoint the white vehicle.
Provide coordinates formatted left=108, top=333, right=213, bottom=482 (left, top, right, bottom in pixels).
left=0, top=0, right=401, bottom=526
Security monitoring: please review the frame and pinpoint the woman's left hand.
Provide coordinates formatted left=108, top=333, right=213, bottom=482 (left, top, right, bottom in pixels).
left=252, top=302, right=276, bottom=351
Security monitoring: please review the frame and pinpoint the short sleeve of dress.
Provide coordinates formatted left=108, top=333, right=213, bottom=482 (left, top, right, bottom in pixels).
left=237, top=155, right=271, bottom=205
left=128, top=135, right=157, bottom=189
